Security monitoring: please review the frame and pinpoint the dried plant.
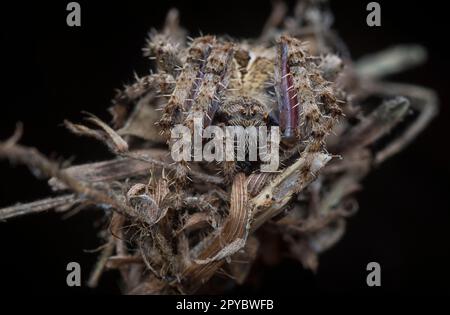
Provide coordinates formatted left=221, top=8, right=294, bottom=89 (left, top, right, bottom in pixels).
left=0, top=0, right=438, bottom=294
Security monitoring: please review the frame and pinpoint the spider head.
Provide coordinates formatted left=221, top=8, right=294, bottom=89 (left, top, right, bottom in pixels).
left=220, top=96, right=268, bottom=127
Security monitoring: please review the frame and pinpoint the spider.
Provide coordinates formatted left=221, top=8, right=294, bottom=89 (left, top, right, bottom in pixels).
left=111, top=9, right=345, bottom=184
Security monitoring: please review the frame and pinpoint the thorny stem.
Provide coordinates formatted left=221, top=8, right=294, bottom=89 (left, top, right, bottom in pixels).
left=0, top=194, right=77, bottom=221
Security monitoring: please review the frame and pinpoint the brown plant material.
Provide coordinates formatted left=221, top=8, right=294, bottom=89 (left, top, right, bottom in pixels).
left=0, top=0, right=438, bottom=294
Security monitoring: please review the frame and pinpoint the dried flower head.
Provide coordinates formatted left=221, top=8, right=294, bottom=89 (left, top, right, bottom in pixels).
left=0, top=1, right=438, bottom=294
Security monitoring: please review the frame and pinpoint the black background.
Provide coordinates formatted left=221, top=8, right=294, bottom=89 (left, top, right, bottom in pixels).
left=0, top=0, right=449, bottom=295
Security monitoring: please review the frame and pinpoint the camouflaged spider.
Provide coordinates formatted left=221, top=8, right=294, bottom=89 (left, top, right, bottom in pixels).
left=112, top=10, right=345, bottom=182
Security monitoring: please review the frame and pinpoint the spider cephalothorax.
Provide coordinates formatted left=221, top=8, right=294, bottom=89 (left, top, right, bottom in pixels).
left=219, top=96, right=268, bottom=127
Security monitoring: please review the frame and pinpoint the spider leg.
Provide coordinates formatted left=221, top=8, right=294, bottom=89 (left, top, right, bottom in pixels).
left=159, top=36, right=216, bottom=135
left=144, top=32, right=183, bottom=76
left=110, top=72, right=175, bottom=128
left=275, top=36, right=342, bottom=147
left=273, top=36, right=344, bottom=200
left=143, top=9, right=186, bottom=76
left=160, top=37, right=237, bottom=186
left=185, top=41, right=235, bottom=129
